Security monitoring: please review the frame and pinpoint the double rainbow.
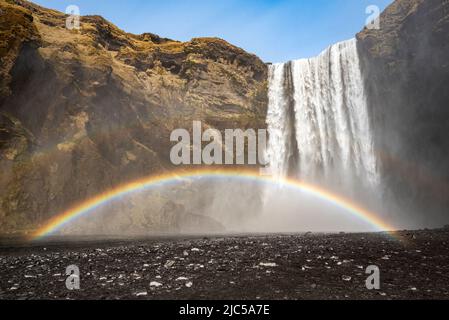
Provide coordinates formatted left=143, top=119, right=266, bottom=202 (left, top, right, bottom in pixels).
left=32, top=169, right=396, bottom=240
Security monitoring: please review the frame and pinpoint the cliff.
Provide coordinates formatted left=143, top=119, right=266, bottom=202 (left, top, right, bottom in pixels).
left=0, top=0, right=268, bottom=234
left=357, top=0, right=449, bottom=226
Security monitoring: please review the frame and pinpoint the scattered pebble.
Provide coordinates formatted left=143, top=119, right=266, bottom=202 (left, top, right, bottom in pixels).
left=342, top=275, right=352, bottom=282
left=150, top=281, right=162, bottom=287
left=259, top=262, right=277, bottom=267
left=176, top=277, right=188, bottom=281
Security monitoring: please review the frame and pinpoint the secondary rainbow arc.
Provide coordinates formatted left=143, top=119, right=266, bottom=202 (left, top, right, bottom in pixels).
left=32, top=169, right=396, bottom=240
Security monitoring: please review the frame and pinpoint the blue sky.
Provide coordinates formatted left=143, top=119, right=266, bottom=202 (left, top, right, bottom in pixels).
left=32, top=0, right=393, bottom=63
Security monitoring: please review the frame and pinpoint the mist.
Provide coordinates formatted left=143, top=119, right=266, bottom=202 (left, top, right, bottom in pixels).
left=53, top=177, right=388, bottom=237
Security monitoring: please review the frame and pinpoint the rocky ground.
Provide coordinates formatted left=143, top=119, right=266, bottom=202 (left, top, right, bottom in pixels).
left=1, top=229, right=449, bottom=300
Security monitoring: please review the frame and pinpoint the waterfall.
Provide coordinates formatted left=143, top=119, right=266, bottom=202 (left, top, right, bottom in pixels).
left=266, top=38, right=379, bottom=196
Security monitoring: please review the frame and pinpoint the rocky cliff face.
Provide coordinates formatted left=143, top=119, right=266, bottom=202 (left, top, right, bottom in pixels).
left=357, top=0, right=449, bottom=227
left=0, top=0, right=268, bottom=234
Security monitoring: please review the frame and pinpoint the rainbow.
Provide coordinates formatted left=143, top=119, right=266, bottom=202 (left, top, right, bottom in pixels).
left=32, top=169, right=396, bottom=240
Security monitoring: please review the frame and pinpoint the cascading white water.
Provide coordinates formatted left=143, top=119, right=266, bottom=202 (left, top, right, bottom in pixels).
left=266, top=38, right=379, bottom=195
left=266, top=63, right=292, bottom=178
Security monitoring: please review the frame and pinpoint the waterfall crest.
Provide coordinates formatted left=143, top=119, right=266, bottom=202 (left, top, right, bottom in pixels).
left=267, top=38, right=379, bottom=196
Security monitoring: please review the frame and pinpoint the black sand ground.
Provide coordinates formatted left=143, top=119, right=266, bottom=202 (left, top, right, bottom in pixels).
left=1, top=230, right=449, bottom=300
